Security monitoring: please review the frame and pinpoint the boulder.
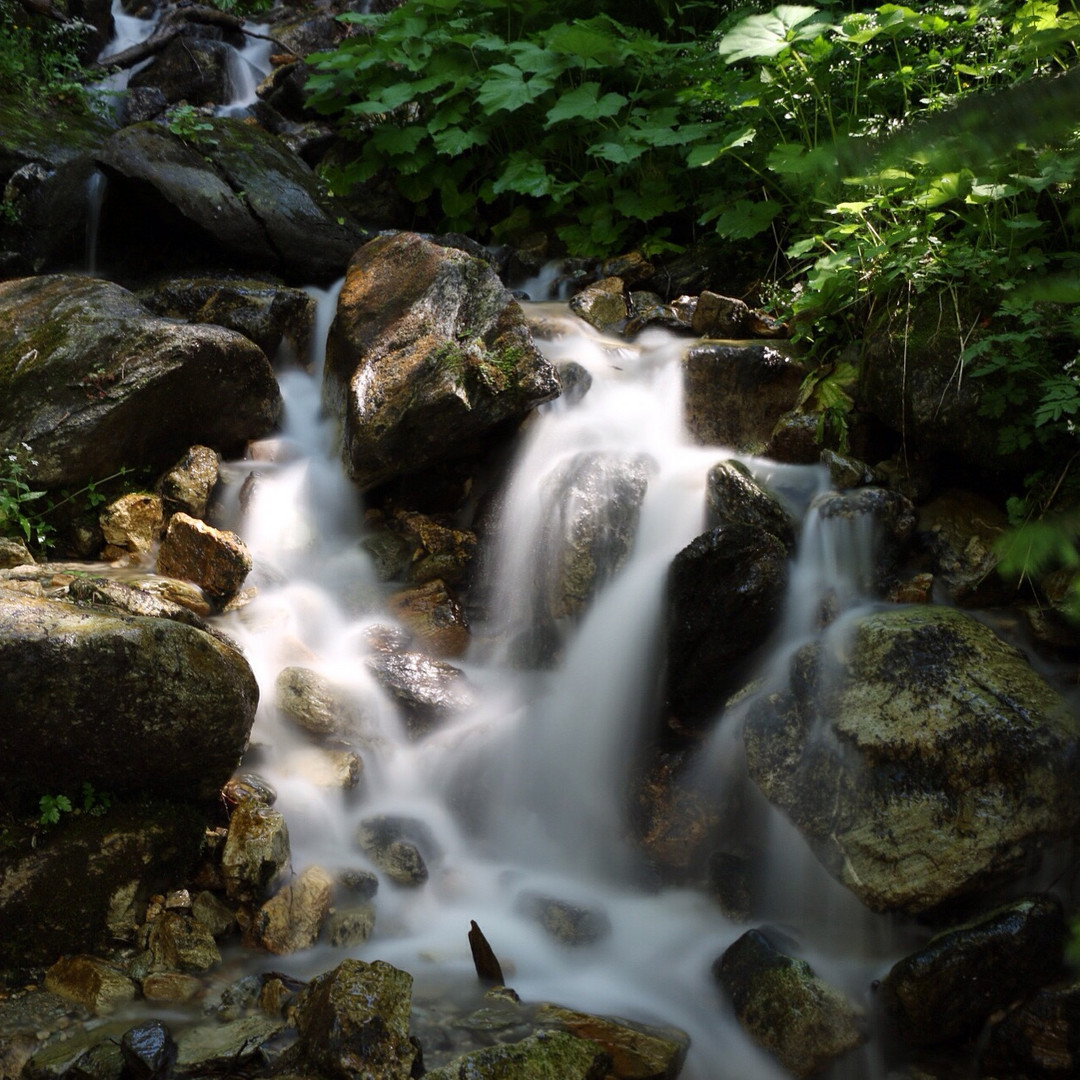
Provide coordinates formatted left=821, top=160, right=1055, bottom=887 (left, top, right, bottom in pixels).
left=744, top=606, right=1080, bottom=913
left=141, top=276, right=317, bottom=362
left=568, top=277, right=628, bottom=334
left=422, top=1031, right=611, bottom=1080
left=146, top=911, right=222, bottom=974
left=293, top=959, right=417, bottom=1080
left=536, top=451, right=653, bottom=622
left=664, top=524, right=788, bottom=729
left=705, top=460, right=796, bottom=552
left=158, top=445, right=221, bottom=520
left=43, top=956, right=136, bottom=1017
left=0, top=274, right=281, bottom=489
left=322, top=232, right=560, bottom=491
left=354, top=815, right=439, bottom=887
left=95, top=120, right=362, bottom=282
left=221, top=803, right=291, bottom=903
left=714, top=928, right=865, bottom=1078
left=0, top=587, right=258, bottom=811
left=683, top=342, right=805, bottom=451
left=386, top=579, right=470, bottom=658
left=128, top=38, right=233, bottom=106
left=255, top=865, right=333, bottom=955
left=156, top=512, right=252, bottom=606
left=365, top=651, right=472, bottom=738
left=981, top=976, right=1080, bottom=1077
left=274, top=666, right=371, bottom=743
left=879, top=894, right=1066, bottom=1046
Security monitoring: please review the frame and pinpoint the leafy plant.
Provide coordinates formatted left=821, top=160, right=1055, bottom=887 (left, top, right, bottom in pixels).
left=165, top=104, right=218, bottom=146
left=0, top=3, right=97, bottom=109
left=38, top=794, right=72, bottom=827
left=0, top=446, right=54, bottom=550
left=81, top=782, right=112, bottom=816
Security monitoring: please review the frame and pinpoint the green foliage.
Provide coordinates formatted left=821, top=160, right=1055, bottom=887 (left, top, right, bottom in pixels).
left=165, top=104, right=218, bottom=146
left=0, top=446, right=53, bottom=550
left=206, top=0, right=274, bottom=15
left=37, top=784, right=112, bottom=828
left=995, top=510, right=1080, bottom=621
left=38, top=794, right=72, bottom=827
left=0, top=3, right=96, bottom=108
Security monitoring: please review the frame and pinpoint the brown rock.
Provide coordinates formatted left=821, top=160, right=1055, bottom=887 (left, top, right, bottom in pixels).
left=156, top=512, right=251, bottom=605
left=44, top=955, right=136, bottom=1016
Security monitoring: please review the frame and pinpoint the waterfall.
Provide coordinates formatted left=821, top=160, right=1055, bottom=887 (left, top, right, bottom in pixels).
left=218, top=26, right=273, bottom=117
left=84, top=169, right=107, bottom=275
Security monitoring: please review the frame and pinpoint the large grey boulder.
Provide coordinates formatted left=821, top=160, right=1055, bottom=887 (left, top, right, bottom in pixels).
left=744, top=606, right=1080, bottom=913
left=0, top=274, right=281, bottom=489
left=95, top=120, right=362, bottom=282
left=322, top=232, right=561, bottom=491
left=0, top=587, right=259, bottom=810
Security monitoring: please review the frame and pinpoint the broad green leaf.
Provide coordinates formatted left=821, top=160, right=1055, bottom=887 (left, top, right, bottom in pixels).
left=491, top=151, right=553, bottom=196
left=432, top=126, right=489, bottom=154
left=766, top=142, right=834, bottom=178
left=545, top=83, right=628, bottom=126
left=587, top=139, right=648, bottom=164
left=370, top=125, right=427, bottom=154
left=476, top=65, right=538, bottom=113
left=686, top=126, right=756, bottom=167
left=546, top=21, right=632, bottom=65
left=708, top=198, right=781, bottom=239
left=717, top=6, right=831, bottom=63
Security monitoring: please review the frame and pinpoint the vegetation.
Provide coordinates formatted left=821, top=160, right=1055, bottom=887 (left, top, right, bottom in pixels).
left=0, top=1, right=97, bottom=108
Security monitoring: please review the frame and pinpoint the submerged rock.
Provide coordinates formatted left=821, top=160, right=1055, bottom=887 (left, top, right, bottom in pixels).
left=705, top=460, right=796, bottom=552
left=568, top=276, right=628, bottom=334
left=744, top=606, right=1080, bottom=913
left=0, top=275, right=282, bottom=490
left=274, top=665, right=370, bottom=743
left=715, top=928, right=865, bottom=1078
left=322, top=232, right=560, bottom=491
left=879, top=894, right=1066, bottom=1046
left=365, top=650, right=472, bottom=738
left=354, top=815, right=439, bottom=887
left=255, top=865, right=333, bottom=955
left=514, top=893, right=611, bottom=947
left=423, top=1030, right=611, bottom=1080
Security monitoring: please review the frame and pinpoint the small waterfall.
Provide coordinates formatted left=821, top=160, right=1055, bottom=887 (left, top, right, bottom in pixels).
left=217, top=26, right=273, bottom=117
left=84, top=169, right=107, bottom=274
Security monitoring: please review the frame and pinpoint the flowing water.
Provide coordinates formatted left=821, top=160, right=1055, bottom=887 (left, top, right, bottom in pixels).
left=208, top=285, right=913, bottom=1078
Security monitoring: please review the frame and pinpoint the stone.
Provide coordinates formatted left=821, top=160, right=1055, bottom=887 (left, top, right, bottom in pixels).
left=715, top=929, right=865, bottom=1078
left=879, top=894, right=1066, bottom=1046
left=365, top=651, right=472, bottom=738
left=141, top=277, right=316, bottom=363
left=691, top=291, right=751, bottom=337
left=323, top=904, right=376, bottom=948
left=981, top=976, right=1080, bottom=1077
left=322, top=232, right=560, bottom=491
left=129, top=37, right=233, bottom=106
left=174, top=1015, right=285, bottom=1074
left=682, top=342, right=805, bottom=452
left=146, top=911, right=221, bottom=973
left=388, top=508, right=477, bottom=587
left=0, top=536, right=33, bottom=567
left=0, top=588, right=258, bottom=812
left=274, top=666, right=369, bottom=742
left=0, top=275, right=281, bottom=490
left=255, top=865, right=333, bottom=955
left=705, top=460, right=796, bottom=552
left=221, top=773, right=277, bottom=810
left=282, top=747, right=364, bottom=791
left=221, top=803, right=291, bottom=903
left=744, top=606, right=1080, bottom=913
left=568, top=277, right=629, bottom=333
left=191, top=890, right=237, bottom=939
left=156, top=512, right=251, bottom=605
left=515, top=893, right=611, bottom=946
left=120, top=1021, right=177, bottom=1080
left=44, top=956, right=136, bottom=1016
left=354, top=815, right=439, bottom=887
left=422, top=1030, right=611, bottom=1080
left=157, top=445, right=220, bottom=520
left=386, top=579, right=469, bottom=658
left=140, top=972, right=204, bottom=1005
left=293, top=959, right=417, bottom=1080
left=663, top=524, right=789, bottom=729
left=98, top=492, right=164, bottom=557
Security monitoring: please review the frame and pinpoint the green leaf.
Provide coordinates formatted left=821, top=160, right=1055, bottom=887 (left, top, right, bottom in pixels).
left=717, top=6, right=831, bottom=63
left=432, top=126, right=489, bottom=154
left=767, top=142, right=834, bottom=178
left=491, top=151, right=553, bottom=196
left=370, top=125, right=427, bottom=155
left=588, top=139, right=649, bottom=164
left=708, top=198, right=781, bottom=239
left=686, top=125, right=756, bottom=167
left=475, top=64, right=538, bottom=113
left=545, top=83, right=628, bottom=125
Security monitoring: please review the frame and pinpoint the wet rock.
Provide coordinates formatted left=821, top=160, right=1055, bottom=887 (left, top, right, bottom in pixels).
left=915, top=489, right=1013, bottom=606
left=322, top=232, right=560, bottom=491
left=809, top=486, right=916, bottom=595
left=744, top=606, right=1080, bottom=913
left=683, top=342, right=805, bottom=452
left=156, top=512, right=251, bottom=606
left=274, top=666, right=369, bottom=742
left=981, top=976, right=1080, bottom=1077
left=157, top=445, right=220, bottom=520
left=338, top=868, right=379, bottom=899
left=44, top=956, right=137, bottom=1016
left=536, top=451, right=653, bottom=622
left=515, top=893, right=611, bottom=946
left=141, top=277, right=316, bottom=362
left=324, top=903, right=376, bottom=948
left=715, top=928, right=865, bottom=1078
left=423, top=1030, right=611, bottom=1080
left=0, top=588, right=258, bottom=812
left=129, top=38, right=233, bottom=105
left=354, top=815, right=439, bottom=887
left=387, top=579, right=470, bottom=658
left=557, top=361, right=593, bottom=405
left=221, top=773, right=277, bottom=810
left=255, top=864, right=334, bottom=955
left=537, top=1005, right=689, bottom=1080
left=624, top=291, right=693, bottom=337
left=191, top=890, right=237, bottom=939
left=293, top=958, right=417, bottom=1080
left=0, top=536, right=34, bottom=567
left=705, top=460, right=796, bottom=552
left=385, top=508, right=478, bottom=587
left=764, top=411, right=822, bottom=465
left=568, top=276, right=628, bottom=334
left=118, top=85, right=167, bottom=125
left=692, top=291, right=751, bottom=338
left=365, top=651, right=472, bottom=738
left=22, top=1020, right=130, bottom=1080
left=221, top=803, right=291, bottom=902
left=174, top=1014, right=286, bottom=1075
left=664, top=524, right=788, bottom=729
left=282, top=747, right=364, bottom=791
left=821, top=449, right=878, bottom=489
left=0, top=275, right=281, bottom=489
left=96, top=120, right=361, bottom=282
left=64, top=574, right=209, bottom=630
left=879, top=894, right=1066, bottom=1046
left=141, top=972, right=204, bottom=1005
left=120, top=1021, right=177, bottom=1080
left=706, top=850, right=755, bottom=923
left=99, top=492, right=164, bottom=558
left=600, top=251, right=654, bottom=286
left=147, top=911, right=221, bottom=973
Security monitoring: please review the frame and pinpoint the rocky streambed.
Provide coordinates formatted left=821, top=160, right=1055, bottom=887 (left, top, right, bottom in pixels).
left=1, top=3, right=1080, bottom=1079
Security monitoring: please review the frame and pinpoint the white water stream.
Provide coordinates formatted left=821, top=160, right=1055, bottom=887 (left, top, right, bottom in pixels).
left=206, top=285, right=909, bottom=1079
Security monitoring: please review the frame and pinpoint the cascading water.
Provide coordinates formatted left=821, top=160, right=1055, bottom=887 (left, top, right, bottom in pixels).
left=211, top=282, right=913, bottom=1078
